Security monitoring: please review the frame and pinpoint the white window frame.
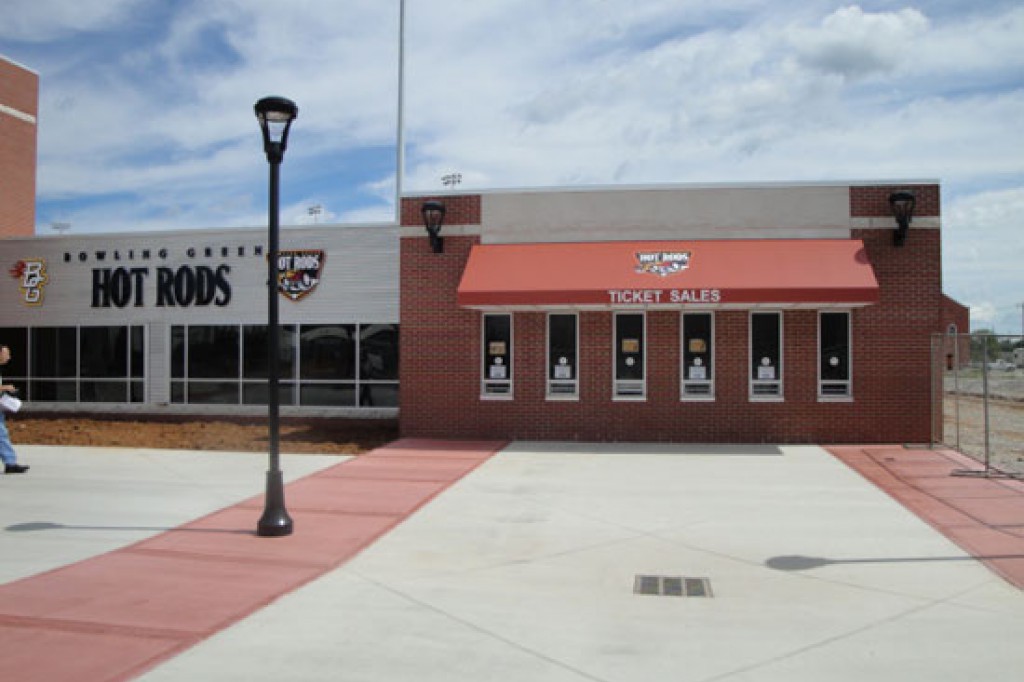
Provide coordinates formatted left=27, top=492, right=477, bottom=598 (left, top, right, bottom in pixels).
left=546, top=312, right=579, bottom=400
left=481, top=313, right=513, bottom=399
left=818, top=310, right=852, bottom=401
left=613, top=311, right=646, bottom=401
left=681, top=311, right=715, bottom=401
left=749, top=311, right=783, bottom=401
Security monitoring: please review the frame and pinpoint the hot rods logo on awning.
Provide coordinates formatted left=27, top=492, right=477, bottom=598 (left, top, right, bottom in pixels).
left=635, top=250, right=691, bottom=277
left=277, top=250, right=325, bottom=301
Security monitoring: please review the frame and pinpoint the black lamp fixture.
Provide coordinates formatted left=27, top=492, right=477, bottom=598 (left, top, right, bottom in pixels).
left=889, top=190, right=916, bottom=247
left=254, top=95, right=298, bottom=538
left=255, top=96, right=298, bottom=164
left=421, top=200, right=446, bottom=253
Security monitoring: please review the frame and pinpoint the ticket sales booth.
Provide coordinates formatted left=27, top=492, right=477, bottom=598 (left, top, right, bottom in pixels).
left=398, top=182, right=944, bottom=443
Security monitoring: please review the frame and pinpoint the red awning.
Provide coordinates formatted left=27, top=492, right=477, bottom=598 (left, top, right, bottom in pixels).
left=456, top=239, right=879, bottom=310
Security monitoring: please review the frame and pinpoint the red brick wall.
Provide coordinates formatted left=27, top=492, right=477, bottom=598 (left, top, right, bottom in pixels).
left=400, top=195, right=481, bottom=227
left=850, top=184, right=940, bottom=218
left=0, top=59, right=38, bottom=238
left=400, top=186, right=946, bottom=444
left=940, top=295, right=971, bottom=368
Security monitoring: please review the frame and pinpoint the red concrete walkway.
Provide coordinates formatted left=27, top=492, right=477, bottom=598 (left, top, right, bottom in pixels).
left=826, top=445, right=1024, bottom=589
left=0, top=439, right=504, bottom=682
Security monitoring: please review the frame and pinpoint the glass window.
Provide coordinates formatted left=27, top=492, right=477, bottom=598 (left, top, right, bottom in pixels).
left=482, top=314, right=512, bottom=397
left=547, top=313, right=578, bottom=399
left=80, top=326, right=128, bottom=378
left=750, top=312, right=782, bottom=400
left=187, top=381, right=240, bottom=404
left=188, top=326, right=239, bottom=379
left=244, top=325, right=297, bottom=379
left=681, top=312, right=714, bottom=400
left=0, top=328, right=29, bottom=377
left=243, top=382, right=297, bottom=406
left=360, top=324, right=399, bottom=381
left=31, top=327, right=77, bottom=378
left=242, top=325, right=297, bottom=406
left=130, top=326, right=145, bottom=379
left=300, top=382, right=355, bottom=406
left=300, top=325, right=355, bottom=380
left=29, top=327, right=77, bottom=402
left=820, top=312, right=851, bottom=398
left=168, top=323, right=397, bottom=408
left=614, top=312, right=645, bottom=399
left=171, top=326, right=185, bottom=379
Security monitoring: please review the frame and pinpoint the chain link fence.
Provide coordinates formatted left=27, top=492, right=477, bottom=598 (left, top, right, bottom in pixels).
left=932, top=333, right=1024, bottom=477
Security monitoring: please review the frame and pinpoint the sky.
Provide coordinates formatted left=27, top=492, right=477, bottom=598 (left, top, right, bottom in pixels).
left=1, top=0, right=1023, bottom=334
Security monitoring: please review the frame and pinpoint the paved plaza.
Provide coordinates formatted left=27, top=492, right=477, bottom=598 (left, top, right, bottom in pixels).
left=1, top=441, right=1023, bottom=681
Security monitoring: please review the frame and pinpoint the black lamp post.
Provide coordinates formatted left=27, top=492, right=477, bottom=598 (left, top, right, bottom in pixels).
left=255, top=96, right=298, bottom=537
left=421, top=200, right=446, bottom=253
left=889, top=191, right=916, bottom=247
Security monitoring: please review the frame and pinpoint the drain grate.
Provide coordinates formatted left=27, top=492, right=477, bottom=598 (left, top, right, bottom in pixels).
left=634, top=575, right=712, bottom=598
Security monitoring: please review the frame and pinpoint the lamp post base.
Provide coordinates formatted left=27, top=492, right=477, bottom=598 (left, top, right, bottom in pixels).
left=257, top=470, right=293, bottom=537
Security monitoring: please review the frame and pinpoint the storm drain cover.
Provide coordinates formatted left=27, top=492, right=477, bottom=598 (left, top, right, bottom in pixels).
left=634, top=575, right=712, bottom=598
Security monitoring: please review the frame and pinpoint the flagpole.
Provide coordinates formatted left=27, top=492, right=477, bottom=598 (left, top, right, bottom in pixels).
left=395, top=0, right=406, bottom=224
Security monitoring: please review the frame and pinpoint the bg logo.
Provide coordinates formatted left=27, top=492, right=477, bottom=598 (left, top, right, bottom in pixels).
left=9, top=259, right=49, bottom=306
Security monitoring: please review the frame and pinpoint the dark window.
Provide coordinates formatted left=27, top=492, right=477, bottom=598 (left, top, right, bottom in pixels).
left=300, top=325, right=355, bottom=380
left=130, top=326, right=145, bottom=379
left=243, top=325, right=297, bottom=379
left=80, top=326, right=128, bottom=378
left=360, top=324, right=399, bottom=380
left=682, top=313, right=714, bottom=399
left=171, top=326, right=185, bottom=379
left=482, top=314, right=512, bottom=396
left=188, top=326, right=239, bottom=379
left=820, top=312, right=851, bottom=397
left=547, top=314, right=578, bottom=398
left=300, top=382, right=355, bottom=406
left=187, top=381, right=240, bottom=404
left=750, top=312, right=782, bottom=398
left=614, top=313, right=645, bottom=398
left=243, top=382, right=297, bottom=406
left=169, top=323, right=396, bottom=408
left=31, top=327, right=77, bottom=378
left=0, top=328, right=28, bottom=377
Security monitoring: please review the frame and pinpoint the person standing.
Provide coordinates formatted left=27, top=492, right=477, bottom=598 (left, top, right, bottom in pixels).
left=0, top=344, right=29, bottom=474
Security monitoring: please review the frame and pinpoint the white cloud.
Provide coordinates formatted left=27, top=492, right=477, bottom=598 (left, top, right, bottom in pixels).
left=0, top=0, right=141, bottom=41
left=790, top=6, right=929, bottom=80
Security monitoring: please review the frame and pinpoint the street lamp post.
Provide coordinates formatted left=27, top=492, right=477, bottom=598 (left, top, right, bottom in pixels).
left=254, top=96, right=298, bottom=537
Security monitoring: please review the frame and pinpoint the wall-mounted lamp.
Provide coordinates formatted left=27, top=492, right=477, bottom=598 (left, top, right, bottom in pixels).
left=889, top=191, right=916, bottom=247
left=421, top=200, right=446, bottom=253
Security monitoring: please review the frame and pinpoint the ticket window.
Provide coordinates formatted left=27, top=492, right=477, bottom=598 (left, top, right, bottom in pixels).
left=819, top=311, right=851, bottom=399
left=750, top=312, right=783, bottom=400
left=547, top=313, right=578, bottom=399
left=681, top=312, right=714, bottom=400
left=614, top=312, right=645, bottom=399
left=482, top=313, right=512, bottom=398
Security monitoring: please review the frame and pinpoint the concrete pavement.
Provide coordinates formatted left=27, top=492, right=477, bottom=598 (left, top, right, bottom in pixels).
left=2, top=441, right=1023, bottom=681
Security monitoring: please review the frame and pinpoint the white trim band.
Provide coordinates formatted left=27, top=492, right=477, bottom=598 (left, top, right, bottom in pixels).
left=0, top=102, right=36, bottom=124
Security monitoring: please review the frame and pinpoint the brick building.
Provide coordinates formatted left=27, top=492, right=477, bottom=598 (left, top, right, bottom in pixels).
left=0, top=56, right=38, bottom=237
left=399, top=182, right=946, bottom=444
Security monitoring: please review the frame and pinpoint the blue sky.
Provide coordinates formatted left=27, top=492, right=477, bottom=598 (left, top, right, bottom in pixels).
left=1, top=0, right=1023, bottom=333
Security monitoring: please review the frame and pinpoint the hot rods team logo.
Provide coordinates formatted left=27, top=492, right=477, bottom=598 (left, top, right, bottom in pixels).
left=635, top=250, right=690, bottom=277
left=277, top=250, right=325, bottom=301
left=10, top=258, right=49, bottom=306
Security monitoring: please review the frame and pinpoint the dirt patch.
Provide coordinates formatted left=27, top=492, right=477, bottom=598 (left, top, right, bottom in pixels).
left=7, top=414, right=398, bottom=456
